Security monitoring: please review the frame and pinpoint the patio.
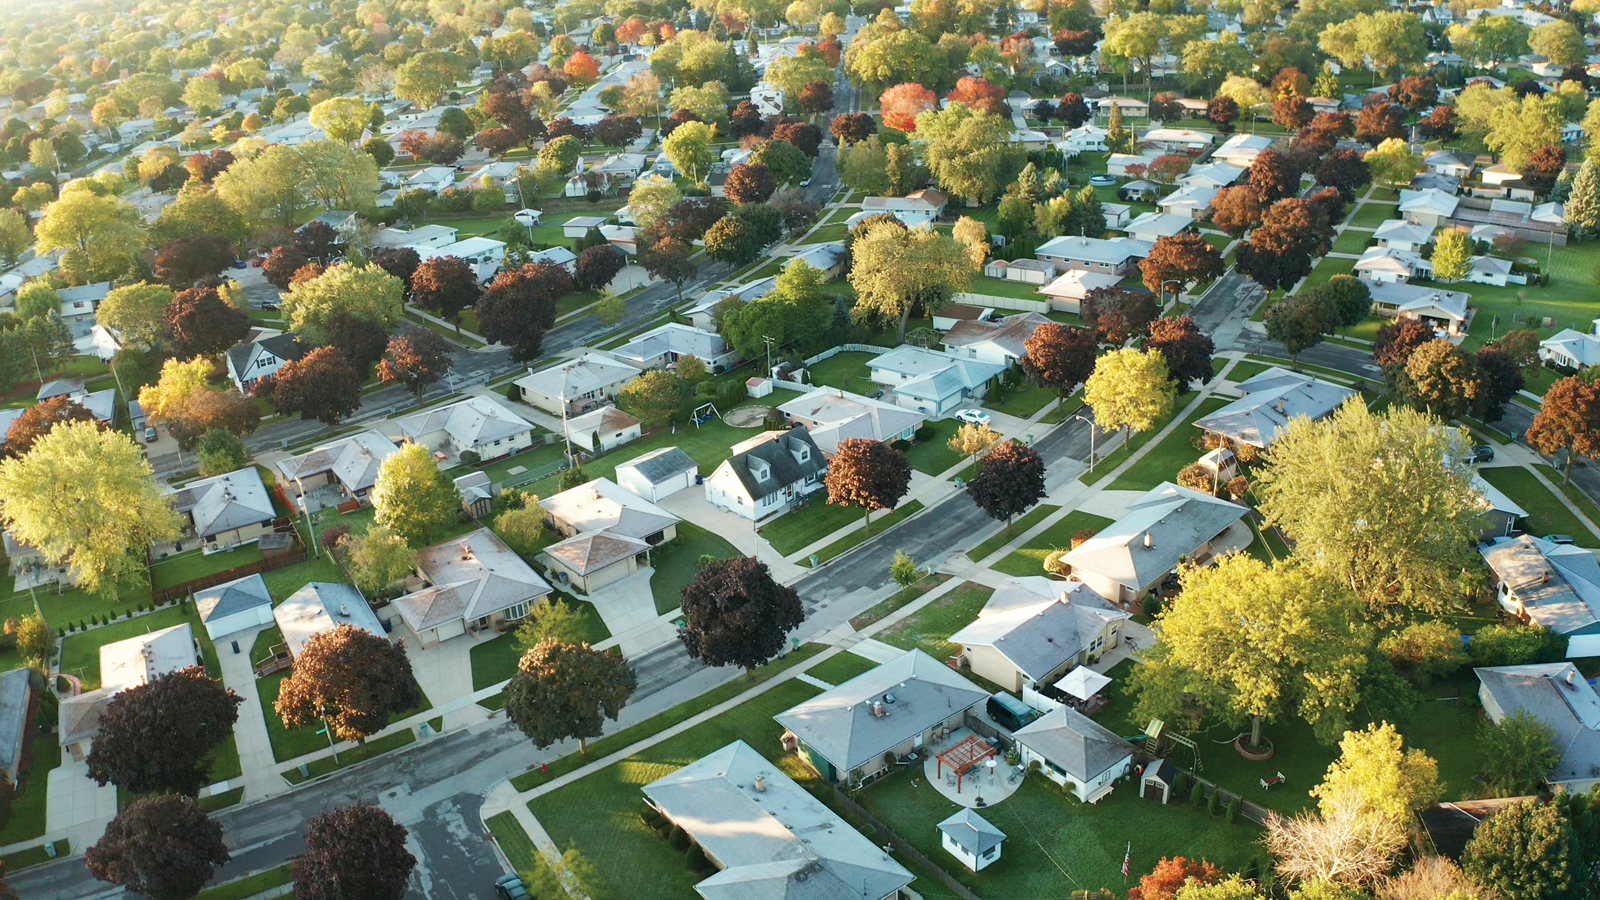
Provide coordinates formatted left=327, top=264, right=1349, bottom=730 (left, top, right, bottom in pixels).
left=920, top=728, right=1024, bottom=808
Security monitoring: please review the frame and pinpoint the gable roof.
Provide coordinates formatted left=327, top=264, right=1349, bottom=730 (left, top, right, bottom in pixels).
left=274, top=582, right=381, bottom=658
left=1373, top=219, right=1437, bottom=245
left=940, top=313, right=1053, bottom=361
left=712, top=428, right=827, bottom=503
left=1541, top=328, right=1600, bottom=368
left=1194, top=368, right=1360, bottom=448
left=1400, top=188, right=1460, bottom=217
left=226, top=332, right=305, bottom=377
left=1039, top=269, right=1122, bottom=300
left=59, top=623, right=197, bottom=746
left=567, top=405, right=641, bottom=436
left=397, top=528, right=553, bottom=629
left=516, top=352, right=641, bottom=400
left=869, top=345, right=1006, bottom=403
left=194, top=573, right=272, bottom=625
left=1124, top=211, right=1191, bottom=238
left=778, top=388, right=925, bottom=454
left=540, top=477, right=682, bottom=539
left=618, top=447, right=698, bottom=485
left=947, top=595, right=1129, bottom=682
left=0, top=668, right=29, bottom=776
left=1014, top=706, right=1136, bottom=781
left=168, top=467, right=276, bottom=538
left=613, top=324, right=729, bottom=365
left=1476, top=663, right=1600, bottom=787
left=1365, top=280, right=1470, bottom=323
left=1061, top=483, right=1246, bottom=592
left=1482, top=535, right=1600, bottom=635
left=394, top=395, right=533, bottom=447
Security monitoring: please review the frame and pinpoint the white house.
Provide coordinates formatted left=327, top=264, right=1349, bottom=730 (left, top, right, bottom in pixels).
left=1142, top=128, right=1213, bottom=152
left=225, top=332, right=306, bottom=390
left=1059, top=124, right=1109, bottom=154
left=704, top=428, right=827, bottom=520
left=391, top=395, right=537, bottom=463
left=275, top=582, right=383, bottom=659
left=947, top=578, right=1129, bottom=693
left=1399, top=188, right=1461, bottom=225
left=1157, top=183, right=1217, bottom=220
left=59, top=624, right=199, bottom=760
left=412, top=237, right=507, bottom=282
left=515, top=353, right=642, bottom=416
left=1038, top=269, right=1123, bottom=313
left=939, top=810, right=1006, bottom=873
left=376, top=224, right=459, bottom=250
left=1124, top=211, right=1191, bottom=243
left=565, top=406, right=641, bottom=453
left=392, top=528, right=553, bottom=646
left=778, top=388, right=925, bottom=455
left=868, top=345, right=1006, bottom=416
left=981, top=258, right=1056, bottom=285
left=1540, top=320, right=1600, bottom=369
left=1372, top=219, right=1436, bottom=253
left=1477, top=663, right=1600, bottom=793
left=1366, top=280, right=1471, bottom=336
left=168, top=467, right=279, bottom=551
left=1355, top=246, right=1429, bottom=284
left=1480, top=535, right=1600, bottom=647
left=56, top=282, right=111, bottom=338
left=1466, top=255, right=1514, bottom=287
left=612, top=323, right=739, bottom=372
left=1013, top=707, right=1137, bottom=803
left=406, top=165, right=458, bottom=192
left=858, top=189, right=949, bottom=226
left=616, top=447, right=698, bottom=503
left=539, top=478, right=681, bottom=592
left=562, top=215, right=608, bottom=238
left=1211, top=133, right=1273, bottom=167
left=1179, top=162, right=1246, bottom=190
left=940, top=313, right=1053, bottom=366
left=1195, top=367, right=1360, bottom=448
left=193, top=573, right=275, bottom=640
left=1035, top=236, right=1150, bottom=276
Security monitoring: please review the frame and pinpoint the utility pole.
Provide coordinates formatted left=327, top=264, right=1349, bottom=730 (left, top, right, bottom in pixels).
left=762, top=334, right=776, bottom=379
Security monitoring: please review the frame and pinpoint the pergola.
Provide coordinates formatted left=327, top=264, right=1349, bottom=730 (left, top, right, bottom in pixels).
left=935, top=734, right=997, bottom=794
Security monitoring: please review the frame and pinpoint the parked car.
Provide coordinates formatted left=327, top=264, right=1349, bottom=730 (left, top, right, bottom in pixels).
left=1088, top=174, right=1117, bottom=186
left=1546, top=534, right=1576, bottom=545
left=954, top=409, right=992, bottom=426
left=1470, top=444, right=1494, bottom=463
left=494, top=874, right=530, bottom=900
left=231, top=258, right=248, bottom=269
left=143, top=425, right=158, bottom=443
left=799, top=177, right=812, bottom=187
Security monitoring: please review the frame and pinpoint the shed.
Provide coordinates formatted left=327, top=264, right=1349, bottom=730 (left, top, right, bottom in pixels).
left=938, top=808, right=1006, bottom=872
left=616, top=447, right=699, bottom=502
left=193, top=573, right=275, bottom=640
left=1140, top=757, right=1176, bottom=803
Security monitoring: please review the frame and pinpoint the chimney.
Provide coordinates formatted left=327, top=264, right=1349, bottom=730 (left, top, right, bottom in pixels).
left=1143, top=532, right=1153, bottom=550
left=1275, top=398, right=1286, bottom=414
left=339, top=604, right=350, bottom=617
left=754, top=774, right=766, bottom=792
left=872, top=700, right=885, bottom=717
left=1568, top=668, right=1577, bottom=686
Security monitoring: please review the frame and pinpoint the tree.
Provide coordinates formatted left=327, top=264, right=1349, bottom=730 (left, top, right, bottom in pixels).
left=1209, top=186, right=1267, bottom=237
left=617, top=370, right=692, bottom=430
left=913, top=103, right=1028, bottom=203
left=159, top=286, right=249, bottom=360
left=725, top=162, right=777, bottom=206
left=1496, top=329, right=1542, bottom=372
left=797, top=81, right=834, bottom=115
left=87, top=666, right=241, bottom=796
left=1475, top=347, right=1525, bottom=425
left=271, top=347, right=362, bottom=426
left=831, top=112, right=876, bottom=145
left=640, top=239, right=697, bottom=301
left=825, top=437, right=912, bottom=534
left=505, top=639, right=636, bottom=753
left=0, top=422, right=180, bottom=596
left=371, top=443, right=461, bottom=547
left=377, top=329, right=452, bottom=402
left=0, top=209, right=31, bottom=270
left=280, top=263, right=405, bottom=345
left=1263, top=291, right=1338, bottom=363
left=1248, top=150, right=1302, bottom=204
left=97, top=282, right=173, bottom=350
left=1272, top=95, right=1315, bottom=130
left=1461, top=798, right=1577, bottom=900
left=1207, top=95, right=1240, bottom=132
left=1321, top=275, right=1373, bottom=336
left=294, top=803, right=417, bottom=900
left=321, top=312, right=390, bottom=375
left=574, top=244, right=627, bottom=292
left=1082, top=288, right=1159, bottom=346
left=848, top=219, right=971, bottom=342
left=1355, top=99, right=1405, bottom=147
left=663, top=121, right=716, bottom=185
left=1529, top=20, right=1586, bottom=68
left=1140, top=233, right=1224, bottom=298
left=310, top=97, right=372, bottom=146
left=878, top=83, right=938, bottom=132
left=1132, top=857, right=1223, bottom=900
left=1147, top=316, right=1215, bottom=394
left=1266, top=792, right=1407, bottom=889
left=1526, top=376, right=1600, bottom=482
left=1361, top=138, right=1422, bottom=189
left=1567, top=157, right=1600, bottom=238
left=678, top=556, right=805, bottom=671
left=1475, top=709, right=1560, bottom=797
left=1429, top=229, right=1473, bottom=282
left=1255, top=402, right=1485, bottom=614
left=1372, top=318, right=1434, bottom=370
left=948, top=422, right=1002, bottom=466
left=34, top=185, right=146, bottom=284
left=197, top=428, right=249, bottom=477
left=966, top=440, right=1046, bottom=533
left=1084, top=348, right=1177, bottom=444
left=1312, top=723, right=1442, bottom=827
left=396, top=51, right=468, bottom=108
left=1314, top=149, right=1371, bottom=203
left=277, top=623, right=421, bottom=744
left=1420, top=104, right=1458, bottom=142
left=1401, top=338, right=1483, bottom=418
left=477, top=262, right=570, bottom=362
left=2, top=396, right=99, bottom=458
left=86, top=795, right=230, bottom=900
left=154, top=235, right=237, bottom=287
left=410, top=256, right=481, bottom=327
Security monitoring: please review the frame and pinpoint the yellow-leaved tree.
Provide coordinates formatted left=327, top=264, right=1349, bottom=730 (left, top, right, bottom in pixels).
left=1083, top=347, right=1176, bottom=447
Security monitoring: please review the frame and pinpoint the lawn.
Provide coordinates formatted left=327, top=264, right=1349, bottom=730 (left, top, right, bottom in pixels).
left=148, top=545, right=265, bottom=592
left=1299, top=256, right=1357, bottom=290
left=1456, top=243, right=1600, bottom=356
left=799, top=223, right=849, bottom=244
left=760, top=499, right=864, bottom=556
left=195, top=864, right=293, bottom=900
left=486, top=812, right=542, bottom=887
left=803, top=351, right=878, bottom=393
left=987, top=381, right=1060, bottom=418
left=649, top=522, right=742, bottom=615
left=469, top=596, right=613, bottom=690
left=474, top=440, right=567, bottom=488
left=1348, top=202, right=1397, bottom=228
left=903, top=419, right=963, bottom=475
left=284, top=728, right=416, bottom=783
left=1080, top=399, right=1187, bottom=486
left=1108, top=396, right=1230, bottom=492
left=876, top=582, right=994, bottom=665
left=967, top=274, right=1049, bottom=302
left=256, top=670, right=433, bottom=763
left=991, top=510, right=1116, bottom=577
left=1331, top=229, right=1373, bottom=254
left=0, top=737, right=60, bottom=843
left=805, top=651, right=880, bottom=686
left=804, top=501, right=925, bottom=566
left=261, top=554, right=348, bottom=603
left=968, top=504, right=1061, bottom=562
left=59, top=605, right=221, bottom=691
left=1225, top=360, right=1274, bottom=384
left=848, top=575, right=949, bottom=631
left=1535, top=464, right=1600, bottom=527
left=1479, top=466, right=1599, bottom=547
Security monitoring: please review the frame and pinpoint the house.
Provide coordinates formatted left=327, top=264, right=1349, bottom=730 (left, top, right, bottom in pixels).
left=515, top=353, right=642, bottom=416
left=1399, top=188, right=1461, bottom=225
left=1540, top=320, right=1600, bottom=369
left=391, top=395, right=537, bottom=463
left=1420, top=797, right=1530, bottom=861
left=1107, top=153, right=1160, bottom=176
left=1142, top=128, right=1213, bottom=153
left=1124, top=211, right=1191, bottom=243
left=616, top=447, right=698, bottom=502
left=392, top=528, right=553, bottom=646
left=785, top=242, right=847, bottom=281
left=1013, top=707, right=1136, bottom=803
left=1411, top=172, right=1461, bottom=194
left=0, top=668, right=31, bottom=782
left=1035, top=236, right=1151, bottom=276
left=939, top=809, right=1006, bottom=873
left=1060, top=124, right=1109, bottom=153
left=859, top=189, right=949, bottom=226
left=1481, top=535, right=1600, bottom=647
left=598, top=224, right=638, bottom=254
left=940, top=312, right=1053, bottom=367
left=562, top=215, right=609, bottom=238
left=274, top=582, right=383, bottom=659
left=565, top=406, right=641, bottom=453
left=1117, top=179, right=1158, bottom=202
left=1355, top=246, right=1429, bottom=284
left=1097, top=96, right=1149, bottom=117
left=704, top=427, right=827, bottom=521
left=1157, top=184, right=1218, bottom=220
left=751, top=82, right=785, bottom=116
left=1194, top=367, right=1360, bottom=448
left=168, top=467, right=279, bottom=551
left=59, top=624, right=198, bottom=760
left=1467, top=255, right=1513, bottom=287
left=1372, top=219, right=1436, bottom=252
left=225, top=332, right=306, bottom=390
left=775, top=649, right=990, bottom=783
left=1179, top=162, right=1245, bottom=190
left=275, top=429, right=399, bottom=513
left=1477, top=663, right=1600, bottom=792
left=538, top=478, right=681, bottom=592
left=613, top=323, right=739, bottom=372
left=56, top=281, right=111, bottom=338
left=412, top=237, right=507, bottom=282
left=1057, top=483, right=1249, bottom=608
left=778, top=388, right=925, bottom=455
left=528, top=246, right=579, bottom=272
left=4, top=529, right=70, bottom=591
left=406, top=165, right=458, bottom=192
left=933, top=303, right=992, bottom=331
left=947, top=577, right=1130, bottom=693
left=1425, top=149, right=1475, bottom=179
left=868, top=345, right=1005, bottom=416
left=193, top=573, right=275, bottom=640
left=1212, top=133, right=1273, bottom=166
left=981, top=258, right=1056, bottom=285
left=642, top=741, right=915, bottom=900
left=1038, top=269, right=1123, bottom=314
left=1101, top=203, right=1133, bottom=229
left=34, top=378, right=116, bottom=425
left=1366, top=280, right=1471, bottom=336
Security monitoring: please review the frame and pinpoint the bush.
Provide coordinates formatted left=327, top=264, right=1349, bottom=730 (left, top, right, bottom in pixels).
left=1380, top=620, right=1467, bottom=684
left=640, top=806, right=664, bottom=829
left=685, top=842, right=711, bottom=873
left=1173, top=771, right=1190, bottom=797
left=1207, top=787, right=1220, bottom=817
left=459, top=449, right=481, bottom=466
left=437, top=187, right=474, bottom=212
left=890, top=439, right=911, bottom=453
left=506, top=383, right=522, bottom=401
left=321, top=524, right=353, bottom=552
left=1070, top=529, right=1098, bottom=548
left=1468, top=623, right=1548, bottom=668
left=913, top=425, right=936, bottom=443
left=668, top=824, right=689, bottom=850
left=1226, top=795, right=1241, bottom=824
left=1190, top=780, right=1205, bottom=806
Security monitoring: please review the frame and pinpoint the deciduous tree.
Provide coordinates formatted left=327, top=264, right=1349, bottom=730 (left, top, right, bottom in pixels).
left=725, top=162, right=777, bottom=205
left=1373, top=318, right=1434, bottom=368
left=1527, top=375, right=1600, bottom=482
left=476, top=261, right=570, bottom=362
left=1355, top=98, right=1405, bottom=146
left=1248, top=149, right=1302, bottom=203
left=574, top=244, right=627, bottom=292
left=1209, top=185, right=1266, bottom=236
left=948, top=422, right=1002, bottom=466
left=1082, top=288, right=1160, bottom=345
left=678, top=556, right=805, bottom=671
left=831, top=112, right=876, bottom=145
left=663, top=120, right=716, bottom=184
left=377, top=329, right=452, bottom=401
left=294, top=803, right=417, bottom=900
left=371, top=443, right=461, bottom=547
left=97, top=282, right=174, bottom=350
left=1429, top=229, right=1473, bottom=282
left=505, top=639, right=636, bottom=752
left=86, top=795, right=230, bottom=900
left=878, top=83, right=938, bottom=133
left=1401, top=338, right=1481, bottom=420
left=1147, top=316, right=1215, bottom=394
left=1474, top=347, right=1525, bottom=424
left=1314, top=149, right=1371, bottom=203
left=966, top=440, right=1046, bottom=533
left=912, top=102, right=1028, bottom=203
left=34, top=182, right=146, bottom=284
left=1140, top=232, right=1224, bottom=297
left=1, top=395, right=99, bottom=458
left=1131, top=857, right=1223, bottom=900
left=1084, top=348, right=1176, bottom=444
left=281, top=263, right=405, bottom=344
left=87, top=666, right=242, bottom=796
left=277, top=624, right=422, bottom=743
left=410, top=256, right=481, bottom=328
left=826, top=437, right=912, bottom=533
left=1312, top=723, right=1442, bottom=825
left=154, top=235, right=238, bottom=287
left=617, top=370, right=692, bottom=430
left=1462, top=798, right=1577, bottom=900
left=162, top=286, right=250, bottom=359
left=1363, top=138, right=1423, bottom=189
left=197, top=428, right=249, bottom=477
left=847, top=219, right=971, bottom=342
left=270, top=346, right=362, bottom=425
left=1478, top=709, right=1559, bottom=797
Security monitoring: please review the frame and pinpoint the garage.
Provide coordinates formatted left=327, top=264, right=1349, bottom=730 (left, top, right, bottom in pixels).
left=616, top=447, right=698, bottom=503
left=194, top=573, right=275, bottom=640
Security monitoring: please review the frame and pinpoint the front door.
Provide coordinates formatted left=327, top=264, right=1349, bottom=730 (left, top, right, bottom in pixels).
left=914, top=731, right=924, bottom=750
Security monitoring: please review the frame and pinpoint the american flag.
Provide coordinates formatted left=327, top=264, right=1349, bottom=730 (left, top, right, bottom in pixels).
left=1121, top=842, right=1131, bottom=877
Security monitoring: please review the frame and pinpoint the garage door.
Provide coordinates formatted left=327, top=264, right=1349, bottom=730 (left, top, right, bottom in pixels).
left=435, top=619, right=467, bottom=642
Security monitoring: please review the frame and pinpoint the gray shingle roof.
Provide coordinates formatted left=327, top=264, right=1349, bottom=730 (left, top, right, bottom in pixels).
left=1060, top=483, right=1246, bottom=593
left=618, top=447, right=697, bottom=485
left=1014, top=706, right=1136, bottom=782
left=947, top=597, right=1128, bottom=682
left=716, top=428, right=826, bottom=503
left=0, top=668, right=30, bottom=777
left=1195, top=368, right=1359, bottom=448
left=1481, top=535, right=1600, bottom=635
left=169, top=467, right=277, bottom=539
left=194, top=573, right=272, bottom=624
left=938, top=809, right=1006, bottom=856
left=1477, top=663, right=1600, bottom=788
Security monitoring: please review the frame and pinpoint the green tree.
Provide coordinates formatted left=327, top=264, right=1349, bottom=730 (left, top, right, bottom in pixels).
left=182, top=75, right=223, bottom=114
left=1401, top=338, right=1482, bottom=419
left=196, top=428, right=249, bottom=478
left=1462, top=797, right=1577, bottom=900
left=890, top=549, right=919, bottom=588
left=295, top=140, right=381, bottom=212
left=1429, top=229, right=1473, bottom=282
left=505, top=639, right=636, bottom=753
left=669, top=83, right=732, bottom=125
left=33, top=183, right=146, bottom=284
left=395, top=51, right=468, bottom=109
left=1263, top=292, right=1338, bottom=365
left=14, top=280, right=59, bottom=322
left=1529, top=20, right=1586, bottom=67
left=912, top=103, right=1028, bottom=203
left=1311, top=723, right=1441, bottom=825
left=1363, top=138, right=1423, bottom=188
left=371, top=443, right=462, bottom=547
left=847, top=219, right=971, bottom=342
left=617, top=370, right=692, bottom=430
left=1478, top=709, right=1560, bottom=796
left=1484, top=93, right=1564, bottom=172
left=1083, top=348, right=1177, bottom=445
left=344, top=524, right=418, bottom=595
left=310, top=97, right=372, bottom=145
left=1564, top=156, right=1600, bottom=238
left=662, top=120, right=717, bottom=185
left=513, top=598, right=588, bottom=651
left=213, top=144, right=309, bottom=230
left=280, top=263, right=405, bottom=344
left=626, top=174, right=681, bottom=228
left=495, top=504, right=549, bottom=558
left=0, top=208, right=30, bottom=269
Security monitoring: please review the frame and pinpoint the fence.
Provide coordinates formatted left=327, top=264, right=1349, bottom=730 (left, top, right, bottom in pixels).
left=830, top=787, right=980, bottom=900
left=952, top=291, right=1051, bottom=314
left=150, top=543, right=311, bottom=605
left=803, top=344, right=886, bottom=366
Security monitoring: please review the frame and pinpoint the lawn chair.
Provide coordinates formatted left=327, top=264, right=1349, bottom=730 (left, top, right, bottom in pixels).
left=947, top=772, right=956, bottom=787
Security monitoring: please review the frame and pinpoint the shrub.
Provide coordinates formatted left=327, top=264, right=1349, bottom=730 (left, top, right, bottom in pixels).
left=506, top=383, right=522, bottom=401
left=1070, top=529, right=1098, bottom=548
left=913, top=425, right=936, bottom=442
left=685, top=842, right=711, bottom=873
left=321, top=524, right=353, bottom=552
left=1468, top=623, right=1548, bottom=668
left=1226, top=475, right=1249, bottom=499
left=1206, top=787, right=1220, bottom=817
left=1044, top=549, right=1071, bottom=576
left=1173, top=771, right=1190, bottom=797
left=640, top=806, right=664, bottom=829
left=1226, top=795, right=1241, bottom=824
left=1190, top=780, right=1205, bottom=806
left=890, top=439, right=911, bottom=453
left=1177, top=462, right=1214, bottom=494
left=668, top=824, right=689, bottom=850
left=459, top=449, right=481, bottom=466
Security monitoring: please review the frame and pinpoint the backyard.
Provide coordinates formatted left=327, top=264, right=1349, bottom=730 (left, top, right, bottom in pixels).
left=803, top=351, right=878, bottom=394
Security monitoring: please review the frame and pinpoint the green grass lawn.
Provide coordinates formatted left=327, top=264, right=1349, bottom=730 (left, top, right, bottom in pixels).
left=0, top=840, right=71, bottom=874
left=1348, top=202, right=1397, bottom=228
left=195, top=863, right=293, bottom=900
left=848, top=575, right=949, bottom=631
left=1080, top=400, right=1187, bottom=485
left=967, top=274, right=1049, bottom=301
left=261, top=554, right=348, bottom=603
left=0, top=738, right=60, bottom=843
left=987, top=381, right=1059, bottom=418
left=1108, top=396, right=1230, bottom=492
left=148, top=545, right=265, bottom=592
left=1456, top=243, right=1600, bottom=357
left=59, top=605, right=220, bottom=691
left=477, top=441, right=568, bottom=488
left=1479, top=466, right=1600, bottom=546
left=903, top=420, right=963, bottom=475
left=799, top=223, right=849, bottom=244
left=805, top=651, right=880, bottom=686
left=991, top=511, right=1117, bottom=578
left=649, top=522, right=742, bottom=615
left=968, top=504, right=1061, bottom=562
left=1300, top=256, right=1358, bottom=290
left=804, top=351, right=878, bottom=393
left=760, top=499, right=862, bottom=555
left=486, top=812, right=542, bottom=887
left=1535, top=464, right=1600, bottom=526
left=29, top=578, right=152, bottom=630
left=1225, top=360, right=1274, bottom=383
left=1332, top=229, right=1374, bottom=254
left=876, top=582, right=994, bottom=665
left=804, top=501, right=925, bottom=566
left=256, top=670, right=432, bottom=763
left=469, top=596, right=613, bottom=690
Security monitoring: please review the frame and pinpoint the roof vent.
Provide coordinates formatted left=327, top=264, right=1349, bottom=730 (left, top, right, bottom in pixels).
left=883, top=693, right=897, bottom=704
left=754, top=774, right=766, bottom=792
left=1568, top=668, right=1577, bottom=686
left=1276, top=398, right=1286, bottom=414
left=1143, top=532, right=1154, bottom=550
left=339, top=604, right=350, bottom=617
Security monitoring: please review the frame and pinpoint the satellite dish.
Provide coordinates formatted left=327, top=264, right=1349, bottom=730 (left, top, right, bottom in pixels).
left=513, top=209, right=542, bottom=227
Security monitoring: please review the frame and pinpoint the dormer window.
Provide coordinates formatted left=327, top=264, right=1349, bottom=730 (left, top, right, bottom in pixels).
left=793, top=445, right=810, bottom=464
left=751, top=458, right=770, bottom=481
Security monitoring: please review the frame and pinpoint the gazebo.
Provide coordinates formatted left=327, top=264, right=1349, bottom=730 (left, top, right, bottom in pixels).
left=935, top=734, right=997, bottom=794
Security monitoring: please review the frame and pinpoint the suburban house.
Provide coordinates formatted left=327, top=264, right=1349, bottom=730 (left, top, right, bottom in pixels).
left=1477, top=663, right=1600, bottom=792
left=515, top=353, right=642, bottom=416
left=778, top=388, right=925, bottom=455
left=1013, top=707, right=1137, bottom=803
left=1355, top=246, right=1430, bottom=284
left=1480, top=536, right=1600, bottom=652
left=1466, top=256, right=1514, bottom=287
left=868, top=345, right=1006, bottom=416
left=0, top=668, right=31, bottom=782
left=405, top=165, right=457, bottom=192
left=1540, top=321, right=1600, bottom=370
left=1425, top=149, right=1476, bottom=179
left=562, top=215, right=608, bottom=238
left=1124, top=211, right=1191, bottom=243
left=274, top=582, right=383, bottom=660
left=275, top=429, right=399, bottom=513
left=225, top=332, right=306, bottom=391
left=59, top=624, right=199, bottom=760
left=704, top=427, right=827, bottom=521
left=35, top=378, right=116, bottom=425
left=859, top=189, right=949, bottom=226
left=775, top=649, right=990, bottom=783
left=168, top=467, right=279, bottom=551
left=538, top=478, right=681, bottom=592
left=612, top=323, right=739, bottom=372
left=933, top=303, right=992, bottom=331
left=1060, top=123, right=1109, bottom=154
left=947, top=577, right=1130, bottom=693
left=1194, top=367, right=1360, bottom=448
left=1056, top=483, right=1250, bottom=608
left=4, top=530, right=69, bottom=591
left=56, top=281, right=111, bottom=338
left=1142, top=128, right=1213, bottom=152
left=1473, top=474, right=1530, bottom=540
left=1373, top=219, right=1436, bottom=252
left=1038, top=269, right=1124, bottom=313
left=1399, top=188, right=1461, bottom=225
left=1366, top=280, right=1471, bottom=336
left=642, top=740, right=915, bottom=900
left=375, top=224, right=459, bottom=250
left=939, top=809, right=1007, bottom=873
left=1211, top=133, right=1273, bottom=166
left=1156, top=183, right=1217, bottom=219
left=194, top=573, right=275, bottom=640
left=392, top=528, right=554, bottom=646
left=785, top=242, right=848, bottom=281
left=939, top=312, right=1053, bottom=367
left=981, top=257, right=1057, bottom=285
left=411, top=237, right=507, bottom=282
left=528, top=246, right=579, bottom=272
left=1179, top=162, right=1245, bottom=190
left=391, top=395, right=537, bottom=463
left=1034, top=236, right=1151, bottom=276
left=565, top=406, right=641, bottom=453
left=616, top=447, right=699, bottom=503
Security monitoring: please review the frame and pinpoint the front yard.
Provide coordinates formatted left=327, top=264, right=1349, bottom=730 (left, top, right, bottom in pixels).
left=990, top=511, right=1116, bottom=578
left=1108, top=395, right=1230, bottom=493
left=649, top=522, right=742, bottom=616
left=1478, top=466, right=1600, bottom=547
left=469, top=595, right=614, bottom=690
left=256, top=670, right=433, bottom=764
left=876, top=582, right=994, bottom=670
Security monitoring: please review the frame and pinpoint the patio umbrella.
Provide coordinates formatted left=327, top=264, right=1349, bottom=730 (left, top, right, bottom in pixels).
left=1055, top=667, right=1112, bottom=701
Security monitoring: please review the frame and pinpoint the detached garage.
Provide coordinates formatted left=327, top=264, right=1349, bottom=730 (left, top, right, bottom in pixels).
left=194, top=573, right=275, bottom=639
left=617, top=447, right=698, bottom=503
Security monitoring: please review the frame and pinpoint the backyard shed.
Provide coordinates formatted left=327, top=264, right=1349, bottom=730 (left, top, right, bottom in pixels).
left=938, top=808, right=1006, bottom=872
left=1140, top=757, right=1176, bottom=803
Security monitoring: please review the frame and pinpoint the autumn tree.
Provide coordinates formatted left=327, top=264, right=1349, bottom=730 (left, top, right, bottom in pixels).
left=574, top=244, right=627, bottom=292
left=1207, top=95, right=1240, bottom=131
left=1400, top=338, right=1481, bottom=420
left=678, top=556, right=805, bottom=671
left=617, top=370, right=692, bottom=430
left=826, top=437, right=912, bottom=534
left=87, top=666, right=242, bottom=796
left=409, top=256, right=481, bottom=328
left=1527, top=376, right=1600, bottom=482
left=86, top=795, right=231, bottom=900
left=377, top=329, right=452, bottom=401
left=1314, top=149, right=1371, bottom=203
left=1140, top=233, right=1224, bottom=299
left=1, top=395, right=99, bottom=458
left=1147, top=316, right=1215, bottom=394
left=163, top=286, right=250, bottom=358
left=270, top=346, right=363, bottom=425
left=323, top=312, right=391, bottom=373
left=1372, top=318, right=1434, bottom=369
left=154, top=235, right=237, bottom=287
left=1474, top=347, right=1525, bottom=425
left=1389, top=75, right=1439, bottom=112
left=1084, top=349, right=1177, bottom=446
left=725, top=162, right=777, bottom=205
left=1355, top=98, right=1406, bottom=146
left=476, top=261, right=570, bottom=362
left=948, top=422, right=1002, bottom=467
left=276, top=624, right=422, bottom=744
left=294, top=803, right=417, bottom=900
left=880, top=82, right=938, bottom=132
left=848, top=219, right=971, bottom=342
left=830, top=112, right=877, bottom=145
left=371, top=443, right=461, bottom=547
left=1209, top=186, right=1266, bottom=236
left=506, top=639, right=637, bottom=752
left=1131, top=857, right=1224, bottom=900
left=1248, top=149, right=1302, bottom=203
left=1082, top=288, right=1160, bottom=345
left=966, top=440, right=1046, bottom=533
left=263, top=242, right=311, bottom=290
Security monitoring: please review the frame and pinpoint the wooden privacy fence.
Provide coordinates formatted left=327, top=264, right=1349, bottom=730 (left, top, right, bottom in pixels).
left=830, top=787, right=980, bottom=900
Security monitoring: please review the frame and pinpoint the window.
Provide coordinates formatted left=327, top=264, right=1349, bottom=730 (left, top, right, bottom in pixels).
left=504, top=601, right=530, bottom=620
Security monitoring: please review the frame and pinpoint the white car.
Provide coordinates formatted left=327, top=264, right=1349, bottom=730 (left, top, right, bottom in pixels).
left=953, top=409, right=992, bottom=426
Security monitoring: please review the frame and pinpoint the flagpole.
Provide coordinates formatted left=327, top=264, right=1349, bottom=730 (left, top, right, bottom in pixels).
left=1122, top=841, right=1131, bottom=887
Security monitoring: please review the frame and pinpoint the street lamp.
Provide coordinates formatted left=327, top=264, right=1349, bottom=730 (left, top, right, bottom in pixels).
left=1071, top=412, right=1098, bottom=472
left=1160, top=278, right=1185, bottom=307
